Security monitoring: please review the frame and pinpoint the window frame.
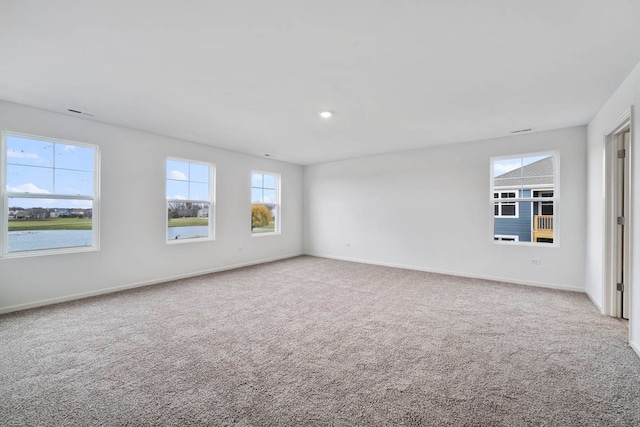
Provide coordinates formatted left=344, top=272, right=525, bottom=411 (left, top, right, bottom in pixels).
left=493, top=191, right=520, bottom=218
left=251, top=170, right=281, bottom=236
left=165, top=157, right=215, bottom=244
left=490, top=151, right=559, bottom=247
left=1, top=130, right=100, bottom=258
left=494, top=235, right=520, bottom=242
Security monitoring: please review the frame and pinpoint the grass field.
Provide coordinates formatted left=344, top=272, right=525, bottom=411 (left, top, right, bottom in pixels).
left=9, top=217, right=92, bottom=231
left=168, top=217, right=208, bottom=227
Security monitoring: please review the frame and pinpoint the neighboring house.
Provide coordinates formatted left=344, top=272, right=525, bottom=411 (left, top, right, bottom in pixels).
left=493, top=156, right=554, bottom=243
left=26, top=207, right=49, bottom=219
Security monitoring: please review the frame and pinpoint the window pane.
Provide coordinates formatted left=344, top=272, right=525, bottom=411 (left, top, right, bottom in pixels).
left=6, top=164, right=54, bottom=194
left=189, top=163, right=209, bottom=183
left=54, top=169, right=93, bottom=195
left=54, top=144, right=94, bottom=171
left=251, top=172, right=263, bottom=188
left=6, top=135, right=53, bottom=167
left=251, top=188, right=263, bottom=203
left=167, top=180, right=189, bottom=200
left=262, top=189, right=277, bottom=203
left=167, top=201, right=209, bottom=240
left=8, top=197, right=93, bottom=253
left=494, top=155, right=554, bottom=190
left=189, top=182, right=209, bottom=201
left=263, top=174, right=276, bottom=189
left=540, top=202, right=554, bottom=216
left=494, top=201, right=553, bottom=244
left=493, top=154, right=555, bottom=245
left=167, top=160, right=189, bottom=181
left=501, top=204, right=516, bottom=216
left=251, top=203, right=275, bottom=234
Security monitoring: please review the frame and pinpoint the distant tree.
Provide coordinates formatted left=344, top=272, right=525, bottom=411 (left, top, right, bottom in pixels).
left=251, top=204, right=272, bottom=230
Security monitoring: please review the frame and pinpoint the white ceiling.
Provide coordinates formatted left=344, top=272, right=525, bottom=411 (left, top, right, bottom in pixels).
left=1, top=1, right=640, bottom=165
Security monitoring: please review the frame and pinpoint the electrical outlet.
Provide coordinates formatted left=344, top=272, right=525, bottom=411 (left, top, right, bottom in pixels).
left=345, top=242, right=351, bottom=247
left=530, top=258, right=541, bottom=265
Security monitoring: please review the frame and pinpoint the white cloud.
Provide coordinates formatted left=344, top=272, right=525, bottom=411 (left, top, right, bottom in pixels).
left=173, top=195, right=187, bottom=200
left=7, top=150, right=39, bottom=160
left=7, top=183, right=50, bottom=194
left=169, top=170, right=187, bottom=180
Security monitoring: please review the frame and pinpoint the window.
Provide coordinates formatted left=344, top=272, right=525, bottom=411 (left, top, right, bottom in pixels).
left=1, top=131, right=99, bottom=256
left=494, top=191, right=519, bottom=217
left=251, top=171, right=280, bottom=235
left=166, top=159, right=214, bottom=242
left=494, top=235, right=519, bottom=242
left=491, top=153, right=557, bottom=244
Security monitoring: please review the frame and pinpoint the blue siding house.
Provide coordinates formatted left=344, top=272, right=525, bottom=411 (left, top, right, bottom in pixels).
left=493, top=156, right=554, bottom=243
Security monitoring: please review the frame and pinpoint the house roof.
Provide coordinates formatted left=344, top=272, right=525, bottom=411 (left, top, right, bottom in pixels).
left=494, top=156, right=554, bottom=188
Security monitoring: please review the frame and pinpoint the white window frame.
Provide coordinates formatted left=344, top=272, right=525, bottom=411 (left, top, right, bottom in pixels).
left=490, top=151, right=559, bottom=246
left=494, top=235, right=520, bottom=242
left=493, top=191, right=520, bottom=218
left=251, top=170, right=281, bottom=236
left=1, top=131, right=100, bottom=257
left=166, top=157, right=215, bottom=244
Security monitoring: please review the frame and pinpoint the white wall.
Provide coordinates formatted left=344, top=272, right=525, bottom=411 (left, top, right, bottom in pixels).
left=304, top=126, right=587, bottom=291
left=586, top=62, right=640, bottom=356
left=0, top=101, right=304, bottom=313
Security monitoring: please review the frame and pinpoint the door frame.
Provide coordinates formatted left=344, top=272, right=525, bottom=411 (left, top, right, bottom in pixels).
left=604, top=109, right=632, bottom=318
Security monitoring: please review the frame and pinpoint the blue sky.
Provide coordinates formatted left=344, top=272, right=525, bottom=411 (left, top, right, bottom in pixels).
left=166, top=160, right=210, bottom=201
left=6, top=135, right=94, bottom=209
left=251, top=172, right=276, bottom=203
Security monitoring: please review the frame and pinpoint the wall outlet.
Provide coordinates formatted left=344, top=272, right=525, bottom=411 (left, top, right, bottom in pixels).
left=345, top=242, right=351, bottom=247
left=530, top=258, right=541, bottom=265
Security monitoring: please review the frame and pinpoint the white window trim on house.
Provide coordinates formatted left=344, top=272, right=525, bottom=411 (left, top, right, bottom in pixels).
left=251, top=170, right=281, bottom=236
left=490, top=151, right=560, bottom=247
left=493, top=191, right=520, bottom=218
left=166, top=157, right=215, bottom=244
left=0, top=131, right=100, bottom=258
left=494, top=235, right=519, bottom=242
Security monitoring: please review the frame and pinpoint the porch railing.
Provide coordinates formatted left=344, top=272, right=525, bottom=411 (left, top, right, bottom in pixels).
left=533, top=215, right=553, bottom=241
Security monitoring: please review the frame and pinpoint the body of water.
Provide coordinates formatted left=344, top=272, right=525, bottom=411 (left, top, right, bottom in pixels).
left=9, top=230, right=92, bottom=253
left=167, top=226, right=209, bottom=240
left=8, top=226, right=209, bottom=252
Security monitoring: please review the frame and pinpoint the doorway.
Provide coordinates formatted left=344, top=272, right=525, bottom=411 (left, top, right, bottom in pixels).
left=606, top=118, right=631, bottom=319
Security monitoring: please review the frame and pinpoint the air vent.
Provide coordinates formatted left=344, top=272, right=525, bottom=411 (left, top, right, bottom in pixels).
left=511, top=128, right=532, bottom=134
left=67, top=109, right=94, bottom=117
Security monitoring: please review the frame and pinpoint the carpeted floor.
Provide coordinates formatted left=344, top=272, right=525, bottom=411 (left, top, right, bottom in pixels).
left=1, top=256, right=639, bottom=426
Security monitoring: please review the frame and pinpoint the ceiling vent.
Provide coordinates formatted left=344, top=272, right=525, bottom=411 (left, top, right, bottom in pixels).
left=511, top=128, right=532, bottom=134
left=67, top=109, right=94, bottom=117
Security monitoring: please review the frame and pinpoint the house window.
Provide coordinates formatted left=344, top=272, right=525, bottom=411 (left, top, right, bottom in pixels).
left=251, top=171, right=280, bottom=235
left=494, top=191, right=519, bottom=217
left=491, top=153, right=557, bottom=244
left=166, top=159, right=214, bottom=242
left=494, top=235, right=519, bottom=242
left=1, top=131, right=99, bottom=256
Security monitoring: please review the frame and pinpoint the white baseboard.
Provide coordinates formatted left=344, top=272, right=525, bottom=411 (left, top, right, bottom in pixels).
left=631, top=340, right=640, bottom=358
left=0, top=253, right=302, bottom=314
left=585, top=290, right=604, bottom=313
left=304, top=252, right=585, bottom=293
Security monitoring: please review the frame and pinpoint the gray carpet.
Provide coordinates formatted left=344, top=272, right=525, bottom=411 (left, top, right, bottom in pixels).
left=1, top=256, right=639, bottom=426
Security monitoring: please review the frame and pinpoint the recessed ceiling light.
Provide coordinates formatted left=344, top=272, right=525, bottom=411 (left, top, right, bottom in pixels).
left=319, top=111, right=333, bottom=119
